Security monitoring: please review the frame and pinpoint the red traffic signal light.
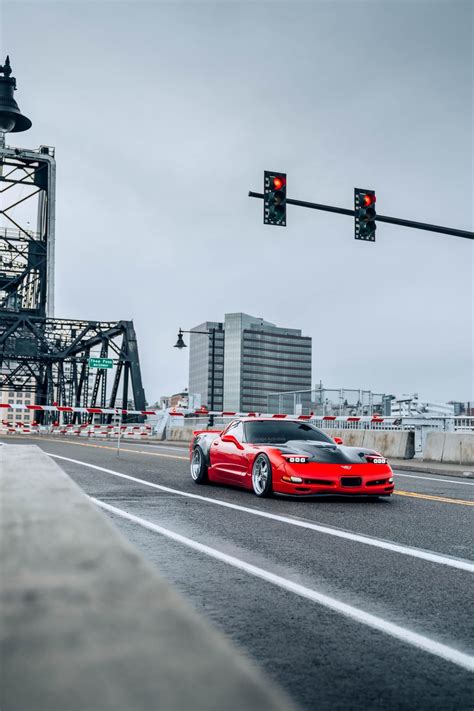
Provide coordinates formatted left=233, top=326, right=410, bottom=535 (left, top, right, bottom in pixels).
left=363, top=193, right=376, bottom=207
left=264, top=171, right=287, bottom=226
left=354, top=188, right=376, bottom=242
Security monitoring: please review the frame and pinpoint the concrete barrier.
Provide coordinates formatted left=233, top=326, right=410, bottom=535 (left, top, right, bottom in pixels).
left=423, top=432, right=446, bottom=462
left=322, top=428, right=364, bottom=447
left=424, top=432, right=474, bottom=464
left=167, top=425, right=198, bottom=442
left=322, top=429, right=415, bottom=459
left=0, top=445, right=295, bottom=711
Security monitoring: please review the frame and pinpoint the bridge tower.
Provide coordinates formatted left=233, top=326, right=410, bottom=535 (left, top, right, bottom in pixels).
left=0, top=57, right=146, bottom=421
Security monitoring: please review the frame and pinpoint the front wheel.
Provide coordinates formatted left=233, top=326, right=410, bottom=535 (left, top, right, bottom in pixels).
left=190, top=447, right=208, bottom=484
left=251, top=454, right=273, bottom=497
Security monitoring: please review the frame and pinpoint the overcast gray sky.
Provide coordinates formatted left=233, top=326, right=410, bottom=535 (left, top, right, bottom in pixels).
left=2, top=0, right=473, bottom=404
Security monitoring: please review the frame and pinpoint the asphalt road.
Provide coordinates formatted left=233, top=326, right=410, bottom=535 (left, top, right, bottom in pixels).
left=4, top=436, right=474, bottom=710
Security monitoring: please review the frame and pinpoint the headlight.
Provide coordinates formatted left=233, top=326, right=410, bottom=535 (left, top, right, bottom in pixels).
left=283, top=455, right=309, bottom=464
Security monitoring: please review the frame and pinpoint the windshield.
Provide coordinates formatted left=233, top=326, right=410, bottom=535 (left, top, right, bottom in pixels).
left=244, top=420, right=333, bottom=445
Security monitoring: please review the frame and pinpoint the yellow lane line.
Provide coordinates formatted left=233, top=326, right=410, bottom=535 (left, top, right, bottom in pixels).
left=29, top=436, right=188, bottom=461
left=395, top=490, right=474, bottom=506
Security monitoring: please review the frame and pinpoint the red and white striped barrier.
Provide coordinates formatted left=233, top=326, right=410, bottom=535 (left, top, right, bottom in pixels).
left=0, top=402, right=397, bottom=424
left=49, top=423, right=153, bottom=439
left=168, top=410, right=396, bottom=423
left=0, top=403, right=156, bottom=416
left=0, top=421, right=40, bottom=435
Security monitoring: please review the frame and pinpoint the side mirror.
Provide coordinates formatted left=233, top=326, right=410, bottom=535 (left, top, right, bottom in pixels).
left=221, top=433, right=244, bottom=450
left=333, top=436, right=344, bottom=445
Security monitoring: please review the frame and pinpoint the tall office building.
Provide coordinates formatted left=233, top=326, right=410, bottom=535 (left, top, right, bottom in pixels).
left=188, top=313, right=312, bottom=412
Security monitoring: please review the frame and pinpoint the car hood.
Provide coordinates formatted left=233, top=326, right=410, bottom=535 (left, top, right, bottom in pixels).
left=271, top=440, right=381, bottom=465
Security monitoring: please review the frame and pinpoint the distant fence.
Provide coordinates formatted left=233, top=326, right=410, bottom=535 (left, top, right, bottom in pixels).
left=267, top=387, right=390, bottom=417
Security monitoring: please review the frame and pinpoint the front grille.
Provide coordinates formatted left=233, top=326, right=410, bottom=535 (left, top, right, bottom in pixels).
left=305, top=479, right=334, bottom=486
left=366, top=478, right=389, bottom=487
left=341, top=477, right=362, bottom=487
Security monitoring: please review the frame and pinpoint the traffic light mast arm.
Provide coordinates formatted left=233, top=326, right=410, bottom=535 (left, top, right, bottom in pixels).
left=248, top=191, right=474, bottom=240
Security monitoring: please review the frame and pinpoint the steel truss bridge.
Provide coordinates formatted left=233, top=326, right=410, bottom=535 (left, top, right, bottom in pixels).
left=0, top=109, right=146, bottom=421
left=0, top=314, right=146, bottom=422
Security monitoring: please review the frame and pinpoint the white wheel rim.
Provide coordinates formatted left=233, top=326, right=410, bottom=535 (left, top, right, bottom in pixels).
left=191, top=449, right=201, bottom=480
left=252, top=456, right=269, bottom=494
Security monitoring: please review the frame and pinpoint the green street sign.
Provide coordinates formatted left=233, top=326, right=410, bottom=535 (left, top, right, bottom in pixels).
left=89, top=357, right=114, bottom=369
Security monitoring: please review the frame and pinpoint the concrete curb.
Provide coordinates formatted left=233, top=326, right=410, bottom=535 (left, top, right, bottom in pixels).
left=0, top=445, right=297, bottom=711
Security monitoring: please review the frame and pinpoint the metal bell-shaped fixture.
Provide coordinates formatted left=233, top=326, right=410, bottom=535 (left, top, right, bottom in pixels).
left=174, top=329, right=187, bottom=349
left=0, top=56, right=32, bottom=133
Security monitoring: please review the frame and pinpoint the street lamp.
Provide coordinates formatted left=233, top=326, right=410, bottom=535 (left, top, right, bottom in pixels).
left=174, top=329, right=187, bottom=350
left=174, top=327, right=217, bottom=426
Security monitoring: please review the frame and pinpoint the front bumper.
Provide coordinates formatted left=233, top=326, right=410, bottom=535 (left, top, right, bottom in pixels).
left=275, top=465, right=395, bottom=496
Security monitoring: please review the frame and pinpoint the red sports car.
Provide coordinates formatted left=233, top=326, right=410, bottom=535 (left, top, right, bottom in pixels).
left=189, top=418, right=394, bottom=498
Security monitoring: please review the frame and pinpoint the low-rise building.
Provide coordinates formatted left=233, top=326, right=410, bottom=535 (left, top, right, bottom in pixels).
left=169, top=391, right=189, bottom=409
left=0, top=388, right=36, bottom=425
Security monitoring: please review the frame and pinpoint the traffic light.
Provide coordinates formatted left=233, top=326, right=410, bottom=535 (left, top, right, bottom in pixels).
left=264, top=171, right=287, bottom=226
left=354, top=188, right=376, bottom=241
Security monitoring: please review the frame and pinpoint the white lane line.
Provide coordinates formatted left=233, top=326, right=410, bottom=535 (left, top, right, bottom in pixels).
left=395, top=473, right=474, bottom=487
left=92, top=497, right=474, bottom=673
left=48, top=453, right=474, bottom=573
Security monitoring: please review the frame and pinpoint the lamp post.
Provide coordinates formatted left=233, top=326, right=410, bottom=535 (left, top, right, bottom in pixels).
left=174, top=327, right=217, bottom=427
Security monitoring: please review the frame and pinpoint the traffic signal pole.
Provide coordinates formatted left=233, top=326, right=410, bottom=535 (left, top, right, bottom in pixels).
left=248, top=191, right=474, bottom=240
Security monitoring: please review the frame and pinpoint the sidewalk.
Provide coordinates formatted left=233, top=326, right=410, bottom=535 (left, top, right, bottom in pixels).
left=1, top=445, right=296, bottom=711
left=391, top=458, right=474, bottom=479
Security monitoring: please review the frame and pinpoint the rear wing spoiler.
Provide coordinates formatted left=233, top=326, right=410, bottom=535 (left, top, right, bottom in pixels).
left=192, top=430, right=223, bottom=437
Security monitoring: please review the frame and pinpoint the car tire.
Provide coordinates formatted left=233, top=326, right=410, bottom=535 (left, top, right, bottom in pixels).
left=190, top=446, right=208, bottom=484
left=251, top=454, right=273, bottom=498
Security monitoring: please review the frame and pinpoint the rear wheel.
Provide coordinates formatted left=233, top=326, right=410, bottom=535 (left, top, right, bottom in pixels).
left=191, top=447, right=208, bottom=484
left=251, top=454, right=272, bottom=497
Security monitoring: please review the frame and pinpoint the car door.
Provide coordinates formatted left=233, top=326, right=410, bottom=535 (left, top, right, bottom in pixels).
left=211, top=421, right=247, bottom=484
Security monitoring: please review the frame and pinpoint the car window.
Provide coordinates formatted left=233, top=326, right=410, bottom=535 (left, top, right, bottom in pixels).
left=244, top=420, right=333, bottom=444
left=223, top=420, right=244, bottom=441
left=222, top=420, right=239, bottom=435
left=232, top=421, right=244, bottom=442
